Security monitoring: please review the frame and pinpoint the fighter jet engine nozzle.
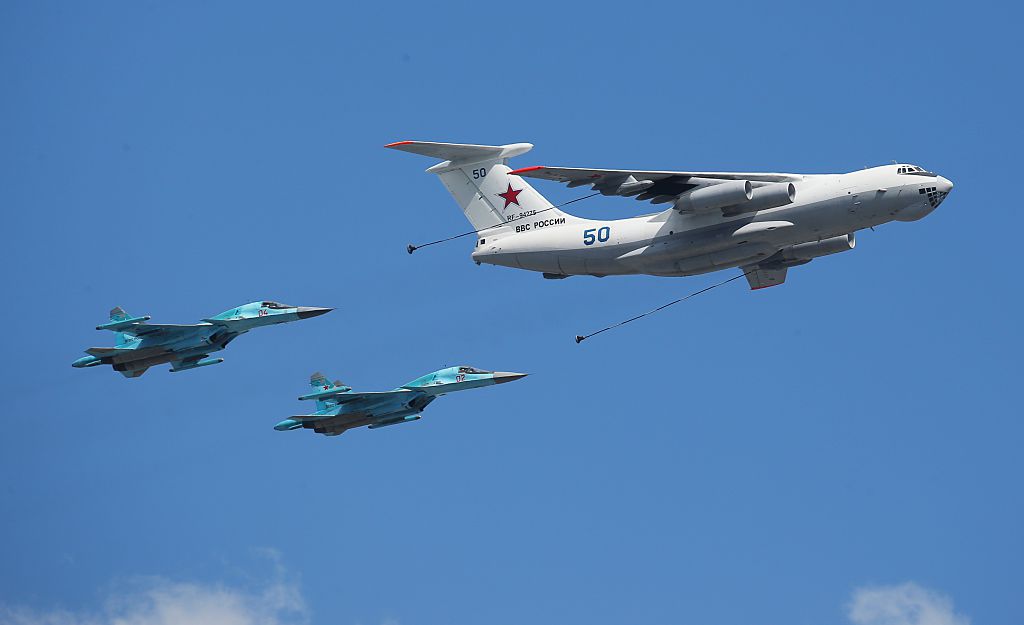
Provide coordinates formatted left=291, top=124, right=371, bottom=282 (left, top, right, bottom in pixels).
left=781, top=233, right=856, bottom=262
left=674, top=180, right=752, bottom=213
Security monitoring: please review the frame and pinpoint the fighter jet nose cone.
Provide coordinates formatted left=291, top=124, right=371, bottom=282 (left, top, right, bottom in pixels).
left=296, top=307, right=333, bottom=319
left=493, top=372, right=528, bottom=384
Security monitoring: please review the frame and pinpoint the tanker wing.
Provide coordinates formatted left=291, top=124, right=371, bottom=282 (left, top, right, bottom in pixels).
left=510, top=165, right=800, bottom=206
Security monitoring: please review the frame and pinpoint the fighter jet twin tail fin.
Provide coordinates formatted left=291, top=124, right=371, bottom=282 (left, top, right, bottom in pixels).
left=96, top=307, right=151, bottom=345
left=300, top=372, right=352, bottom=411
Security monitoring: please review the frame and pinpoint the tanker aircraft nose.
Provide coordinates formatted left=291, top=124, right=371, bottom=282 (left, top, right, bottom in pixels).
left=937, top=175, right=954, bottom=194
left=296, top=306, right=333, bottom=319
left=493, top=371, right=528, bottom=384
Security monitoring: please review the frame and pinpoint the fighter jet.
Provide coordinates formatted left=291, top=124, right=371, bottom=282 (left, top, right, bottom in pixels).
left=72, top=301, right=332, bottom=378
left=387, top=141, right=953, bottom=289
left=274, top=367, right=527, bottom=437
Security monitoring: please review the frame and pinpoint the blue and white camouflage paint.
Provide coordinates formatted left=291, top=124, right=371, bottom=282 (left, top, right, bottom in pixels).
left=73, top=301, right=331, bottom=377
left=275, top=366, right=527, bottom=437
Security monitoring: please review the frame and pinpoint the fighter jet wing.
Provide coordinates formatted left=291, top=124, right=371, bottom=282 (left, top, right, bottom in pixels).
left=336, top=390, right=413, bottom=403
left=287, top=389, right=428, bottom=436
left=119, top=323, right=208, bottom=339
left=743, top=265, right=788, bottom=290
left=86, top=346, right=133, bottom=358
left=284, top=414, right=355, bottom=436
left=96, top=308, right=208, bottom=339
left=301, top=389, right=415, bottom=404
left=510, top=165, right=801, bottom=205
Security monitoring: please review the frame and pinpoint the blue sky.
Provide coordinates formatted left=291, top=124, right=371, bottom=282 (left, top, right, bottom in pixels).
left=1, top=2, right=1020, bottom=624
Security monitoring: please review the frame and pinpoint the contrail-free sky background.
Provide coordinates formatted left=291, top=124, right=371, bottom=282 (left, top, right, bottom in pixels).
left=1, top=2, right=1019, bottom=624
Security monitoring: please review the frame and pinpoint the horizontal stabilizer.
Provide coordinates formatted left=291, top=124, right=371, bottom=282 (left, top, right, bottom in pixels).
left=385, top=141, right=533, bottom=166
left=301, top=371, right=352, bottom=400
left=96, top=315, right=151, bottom=331
left=298, top=386, right=353, bottom=401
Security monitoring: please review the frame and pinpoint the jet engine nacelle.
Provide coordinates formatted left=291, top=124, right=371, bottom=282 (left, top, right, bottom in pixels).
left=781, top=233, right=856, bottom=262
left=735, top=182, right=797, bottom=214
left=674, top=180, right=752, bottom=213
left=674, top=180, right=796, bottom=214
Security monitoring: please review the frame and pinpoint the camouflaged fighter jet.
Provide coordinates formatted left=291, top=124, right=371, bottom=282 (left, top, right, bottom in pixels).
left=72, top=301, right=332, bottom=378
left=274, top=367, right=527, bottom=437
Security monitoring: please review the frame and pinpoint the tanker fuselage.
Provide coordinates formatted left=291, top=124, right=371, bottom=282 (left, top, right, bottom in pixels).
left=472, top=165, right=952, bottom=278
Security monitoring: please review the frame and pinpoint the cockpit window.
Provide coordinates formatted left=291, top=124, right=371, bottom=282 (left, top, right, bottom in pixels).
left=458, top=366, right=490, bottom=374
left=897, top=164, right=935, bottom=176
left=261, top=301, right=294, bottom=309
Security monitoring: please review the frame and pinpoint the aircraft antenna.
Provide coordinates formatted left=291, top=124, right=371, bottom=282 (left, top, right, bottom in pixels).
left=407, top=192, right=601, bottom=254
left=575, top=270, right=755, bottom=344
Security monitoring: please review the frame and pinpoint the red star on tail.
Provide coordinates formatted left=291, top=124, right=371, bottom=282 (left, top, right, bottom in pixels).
left=498, top=184, right=523, bottom=209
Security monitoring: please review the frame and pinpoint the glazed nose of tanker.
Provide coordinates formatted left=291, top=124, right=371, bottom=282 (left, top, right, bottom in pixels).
left=922, top=175, right=953, bottom=210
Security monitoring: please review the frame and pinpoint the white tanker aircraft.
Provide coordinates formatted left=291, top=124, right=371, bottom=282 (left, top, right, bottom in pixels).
left=387, top=141, right=952, bottom=289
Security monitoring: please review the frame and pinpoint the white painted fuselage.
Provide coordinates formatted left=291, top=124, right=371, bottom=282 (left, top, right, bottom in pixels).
left=471, top=165, right=952, bottom=278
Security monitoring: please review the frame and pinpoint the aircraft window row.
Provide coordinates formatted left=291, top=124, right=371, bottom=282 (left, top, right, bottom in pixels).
left=898, top=165, right=924, bottom=174
left=262, top=301, right=294, bottom=309
left=458, top=366, right=490, bottom=374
